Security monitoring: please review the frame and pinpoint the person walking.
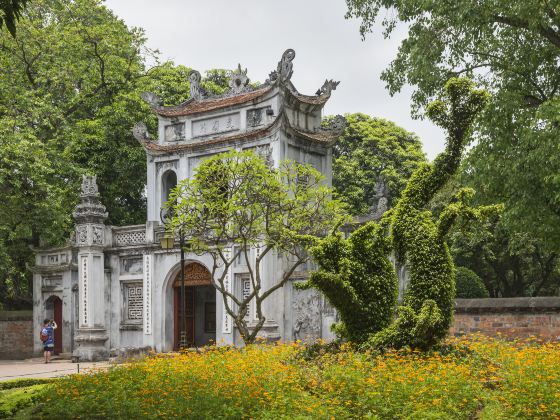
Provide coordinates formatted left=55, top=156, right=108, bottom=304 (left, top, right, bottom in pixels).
left=41, top=319, right=57, bottom=363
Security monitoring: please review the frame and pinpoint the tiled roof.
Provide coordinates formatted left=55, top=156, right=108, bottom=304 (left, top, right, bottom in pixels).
left=289, top=91, right=330, bottom=106
left=290, top=127, right=340, bottom=144
left=155, top=87, right=273, bottom=117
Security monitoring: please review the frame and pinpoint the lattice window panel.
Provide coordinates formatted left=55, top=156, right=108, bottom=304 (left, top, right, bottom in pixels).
left=114, top=230, right=146, bottom=247
left=126, top=283, right=143, bottom=321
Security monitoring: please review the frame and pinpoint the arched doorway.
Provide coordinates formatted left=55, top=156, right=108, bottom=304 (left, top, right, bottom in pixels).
left=173, top=262, right=216, bottom=349
left=45, top=296, right=62, bottom=354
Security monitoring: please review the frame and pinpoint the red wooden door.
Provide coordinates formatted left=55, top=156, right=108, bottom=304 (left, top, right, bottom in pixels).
left=174, top=287, right=195, bottom=349
left=53, top=297, right=62, bottom=354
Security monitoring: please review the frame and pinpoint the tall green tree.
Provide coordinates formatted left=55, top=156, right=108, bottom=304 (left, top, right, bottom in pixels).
left=331, top=113, right=426, bottom=215
left=0, top=0, right=28, bottom=36
left=168, top=151, right=348, bottom=344
left=0, top=0, right=230, bottom=308
left=345, top=0, right=560, bottom=251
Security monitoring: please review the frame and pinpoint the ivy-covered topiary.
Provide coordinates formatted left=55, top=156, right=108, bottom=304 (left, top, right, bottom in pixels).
left=371, top=78, right=490, bottom=349
left=304, top=78, right=490, bottom=350
left=455, top=267, right=489, bottom=299
left=299, top=221, right=398, bottom=343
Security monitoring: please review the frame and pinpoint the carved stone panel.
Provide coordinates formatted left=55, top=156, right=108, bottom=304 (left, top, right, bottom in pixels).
left=192, top=113, right=240, bottom=138
left=247, top=108, right=263, bottom=127
left=291, top=285, right=321, bottom=342
left=164, top=123, right=185, bottom=142
left=92, top=226, right=104, bottom=245
left=76, top=226, right=87, bottom=245
left=122, top=282, right=143, bottom=322
left=120, top=257, right=143, bottom=275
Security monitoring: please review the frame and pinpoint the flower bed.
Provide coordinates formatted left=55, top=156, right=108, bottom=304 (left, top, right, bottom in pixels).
left=33, top=335, right=559, bottom=419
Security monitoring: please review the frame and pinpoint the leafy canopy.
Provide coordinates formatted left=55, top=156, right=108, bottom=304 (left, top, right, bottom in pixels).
left=331, top=113, right=426, bottom=215
left=168, top=150, right=348, bottom=344
left=0, top=0, right=231, bottom=309
left=0, top=0, right=28, bottom=36
left=345, top=0, right=560, bottom=251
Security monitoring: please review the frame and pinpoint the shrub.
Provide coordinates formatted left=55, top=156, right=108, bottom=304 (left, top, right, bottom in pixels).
left=456, top=267, right=489, bottom=298
left=0, top=384, right=50, bottom=417
left=300, top=221, right=398, bottom=343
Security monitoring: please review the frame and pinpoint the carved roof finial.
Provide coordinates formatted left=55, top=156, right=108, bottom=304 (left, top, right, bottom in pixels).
left=368, top=178, right=390, bottom=220
left=316, top=79, right=340, bottom=96
left=189, top=70, right=205, bottom=100
left=229, top=64, right=250, bottom=94
left=277, top=48, right=296, bottom=83
left=80, top=175, right=99, bottom=197
left=326, top=115, right=347, bottom=135
left=132, top=122, right=151, bottom=142
left=140, top=91, right=162, bottom=108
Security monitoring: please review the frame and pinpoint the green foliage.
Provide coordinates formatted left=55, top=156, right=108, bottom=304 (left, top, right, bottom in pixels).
left=0, top=378, right=55, bottom=391
left=0, top=384, right=49, bottom=417
left=168, top=150, right=348, bottom=344
left=0, top=0, right=232, bottom=309
left=300, top=221, right=398, bottom=343
left=345, top=0, right=560, bottom=251
left=455, top=267, right=489, bottom=299
left=431, top=176, right=560, bottom=297
left=0, top=0, right=27, bottom=36
left=331, top=113, right=426, bottom=215
left=32, top=337, right=560, bottom=419
left=371, top=78, right=490, bottom=350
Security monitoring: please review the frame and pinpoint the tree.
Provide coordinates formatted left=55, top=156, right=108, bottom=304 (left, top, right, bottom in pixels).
left=0, top=0, right=231, bottom=308
left=168, top=150, right=347, bottom=344
left=455, top=267, right=489, bottom=299
left=345, top=0, right=560, bottom=251
left=431, top=175, right=560, bottom=297
left=0, top=0, right=28, bottom=36
left=331, top=113, right=426, bottom=215
left=304, top=79, right=493, bottom=350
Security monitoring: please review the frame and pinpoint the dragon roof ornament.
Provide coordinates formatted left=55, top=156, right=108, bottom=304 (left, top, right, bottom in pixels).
left=139, top=48, right=340, bottom=117
left=189, top=70, right=206, bottom=100
left=316, top=79, right=340, bottom=96
left=228, top=64, right=250, bottom=94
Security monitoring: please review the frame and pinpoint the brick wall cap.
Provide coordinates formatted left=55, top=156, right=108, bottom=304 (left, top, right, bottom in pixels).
left=455, top=297, right=560, bottom=313
left=0, top=310, right=33, bottom=321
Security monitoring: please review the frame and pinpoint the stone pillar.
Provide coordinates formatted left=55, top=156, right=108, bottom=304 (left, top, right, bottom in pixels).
left=72, top=175, right=109, bottom=361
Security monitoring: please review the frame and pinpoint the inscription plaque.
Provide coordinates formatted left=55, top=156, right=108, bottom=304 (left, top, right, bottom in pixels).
left=192, top=113, right=240, bottom=138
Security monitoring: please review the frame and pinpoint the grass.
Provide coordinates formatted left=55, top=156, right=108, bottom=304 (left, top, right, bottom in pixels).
left=9, top=335, right=560, bottom=419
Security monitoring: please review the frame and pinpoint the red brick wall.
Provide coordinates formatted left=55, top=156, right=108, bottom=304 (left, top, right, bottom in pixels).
left=0, top=311, right=33, bottom=359
left=450, top=298, right=560, bottom=341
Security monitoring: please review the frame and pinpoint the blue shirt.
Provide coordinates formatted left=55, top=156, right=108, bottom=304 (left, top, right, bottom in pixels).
left=42, top=326, right=54, bottom=346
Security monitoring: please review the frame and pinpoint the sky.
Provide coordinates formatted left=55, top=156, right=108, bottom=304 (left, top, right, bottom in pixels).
left=104, top=0, right=445, bottom=160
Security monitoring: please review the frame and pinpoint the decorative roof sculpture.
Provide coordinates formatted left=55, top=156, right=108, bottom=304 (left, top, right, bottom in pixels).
left=134, top=48, right=346, bottom=152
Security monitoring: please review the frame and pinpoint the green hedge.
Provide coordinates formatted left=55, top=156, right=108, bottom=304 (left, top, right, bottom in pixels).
left=0, top=384, right=50, bottom=418
left=455, top=267, right=489, bottom=298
